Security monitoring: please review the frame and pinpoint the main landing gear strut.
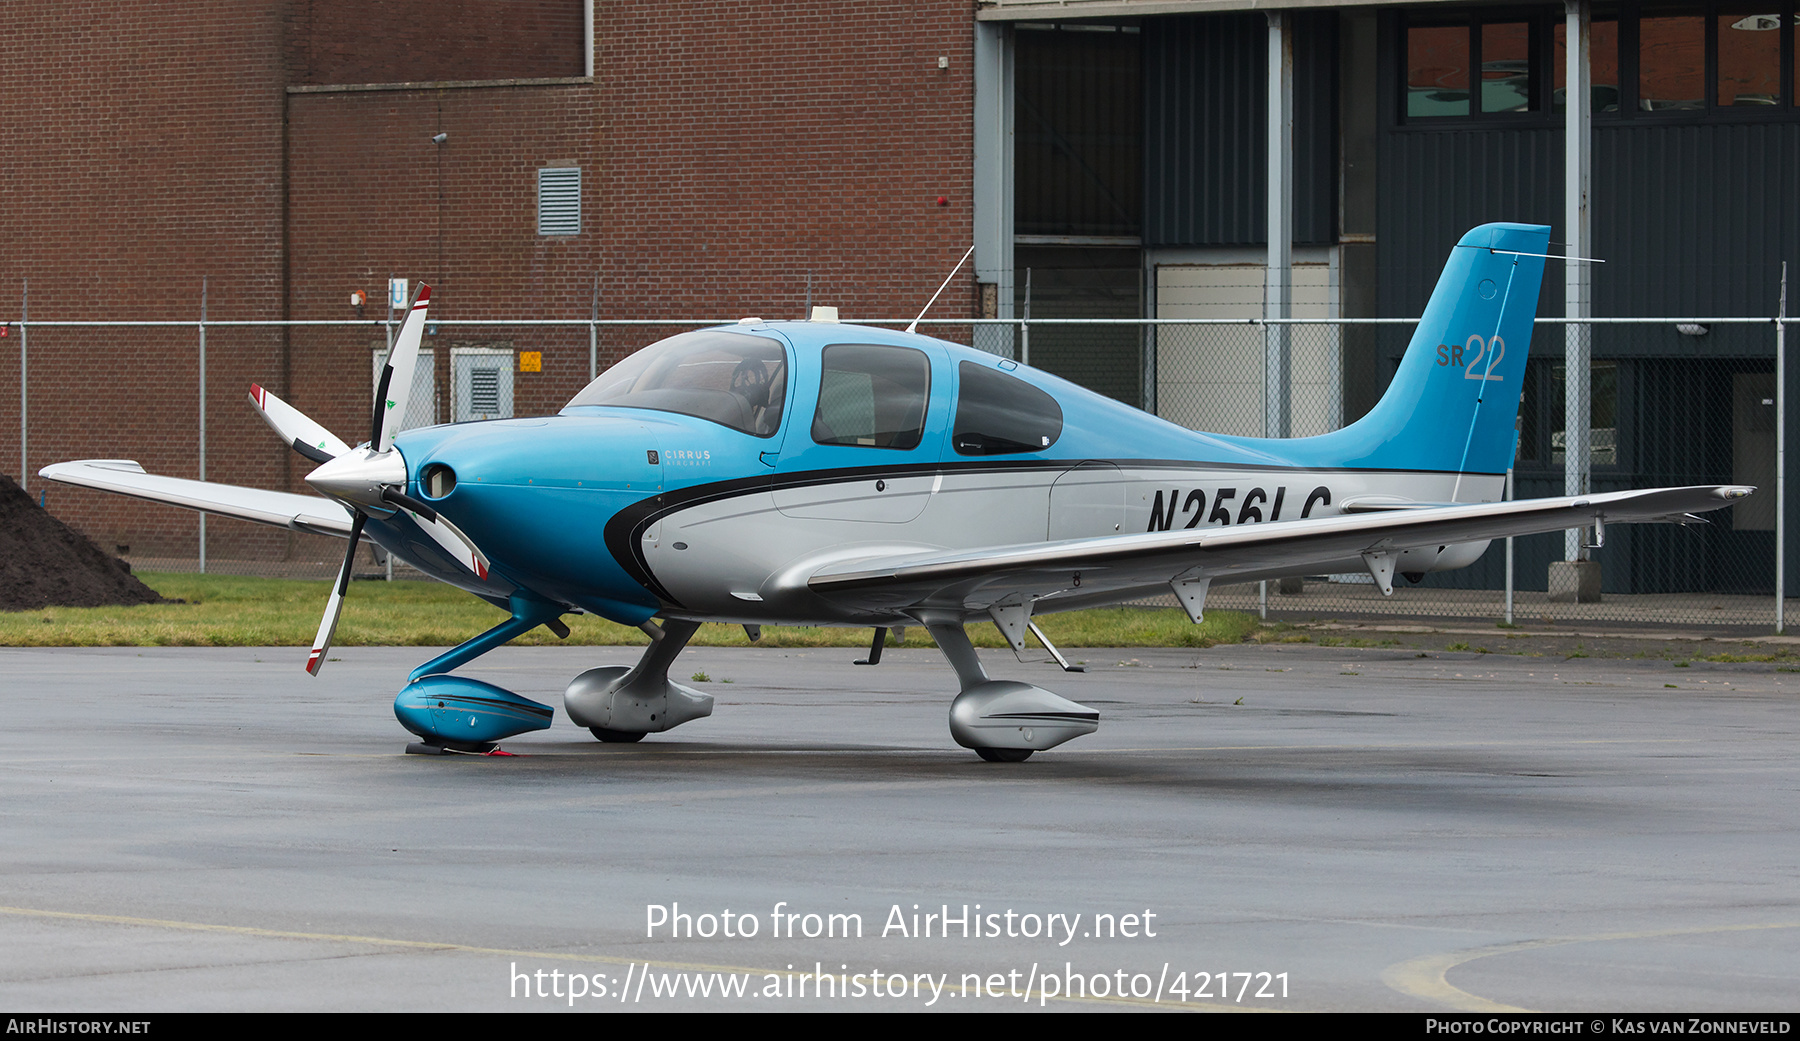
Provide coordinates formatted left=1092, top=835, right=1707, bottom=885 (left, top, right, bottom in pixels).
left=563, top=618, right=714, bottom=740
left=914, top=611, right=1099, bottom=763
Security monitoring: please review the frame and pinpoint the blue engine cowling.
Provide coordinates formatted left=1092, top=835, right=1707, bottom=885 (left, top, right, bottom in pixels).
left=394, top=675, right=554, bottom=750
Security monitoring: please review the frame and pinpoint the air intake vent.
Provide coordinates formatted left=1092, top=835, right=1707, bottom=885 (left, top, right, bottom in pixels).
left=470, top=369, right=501, bottom=415
left=538, top=167, right=581, bottom=236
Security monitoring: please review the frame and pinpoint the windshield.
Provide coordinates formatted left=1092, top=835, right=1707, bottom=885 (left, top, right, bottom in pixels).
left=565, top=330, right=788, bottom=437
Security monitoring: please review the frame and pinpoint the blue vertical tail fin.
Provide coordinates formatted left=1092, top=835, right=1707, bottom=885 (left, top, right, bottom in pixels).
left=1308, top=222, right=1551, bottom=477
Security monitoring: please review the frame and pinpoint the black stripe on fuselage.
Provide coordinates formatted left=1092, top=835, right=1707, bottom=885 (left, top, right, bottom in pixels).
left=601, top=459, right=1504, bottom=610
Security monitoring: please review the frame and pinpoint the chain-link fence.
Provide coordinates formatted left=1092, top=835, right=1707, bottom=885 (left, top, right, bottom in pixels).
left=9, top=310, right=1795, bottom=633
left=1102, top=314, right=1787, bottom=632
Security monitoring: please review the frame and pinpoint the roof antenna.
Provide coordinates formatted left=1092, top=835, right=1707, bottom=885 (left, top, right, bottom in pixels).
left=906, top=244, right=976, bottom=335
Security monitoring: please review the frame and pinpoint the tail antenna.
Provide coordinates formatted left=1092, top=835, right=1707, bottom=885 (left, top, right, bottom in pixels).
left=905, top=244, right=976, bottom=335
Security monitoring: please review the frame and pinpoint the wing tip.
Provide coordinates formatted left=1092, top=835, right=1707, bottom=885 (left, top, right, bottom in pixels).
left=414, top=285, right=431, bottom=307
left=250, top=383, right=266, bottom=408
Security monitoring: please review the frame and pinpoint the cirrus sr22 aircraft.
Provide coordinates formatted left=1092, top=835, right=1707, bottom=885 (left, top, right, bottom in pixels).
left=44, top=223, right=1751, bottom=761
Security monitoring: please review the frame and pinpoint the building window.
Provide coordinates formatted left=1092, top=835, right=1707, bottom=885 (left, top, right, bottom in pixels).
left=1482, top=21, right=1535, bottom=112
left=1405, top=15, right=1540, bottom=118
left=1639, top=8, right=1707, bottom=109
left=1402, top=5, right=1800, bottom=123
left=1716, top=10, right=1782, bottom=107
left=537, top=167, right=580, bottom=236
left=1406, top=20, right=1472, bottom=117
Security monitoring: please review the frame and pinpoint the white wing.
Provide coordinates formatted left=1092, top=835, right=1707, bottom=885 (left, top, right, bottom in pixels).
left=41, top=458, right=488, bottom=581
left=38, top=459, right=357, bottom=538
left=807, top=485, right=1752, bottom=615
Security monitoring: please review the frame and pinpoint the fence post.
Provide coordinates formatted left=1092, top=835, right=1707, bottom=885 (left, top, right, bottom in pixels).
left=589, top=273, right=599, bottom=382
left=1265, top=10, right=1293, bottom=440
left=1020, top=268, right=1031, bottom=366
left=17, top=279, right=25, bottom=492
left=198, top=276, right=207, bottom=574
left=385, top=276, right=396, bottom=582
left=1778, top=264, right=1787, bottom=633
left=1505, top=466, right=1515, bottom=626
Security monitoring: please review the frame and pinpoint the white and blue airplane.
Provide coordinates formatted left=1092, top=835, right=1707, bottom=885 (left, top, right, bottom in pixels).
left=43, top=223, right=1751, bottom=761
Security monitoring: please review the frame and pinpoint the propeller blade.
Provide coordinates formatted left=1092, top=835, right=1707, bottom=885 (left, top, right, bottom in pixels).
left=373, top=284, right=432, bottom=453
left=306, top=511, right=367, bottom=676
left=399, top=507, right=493, bottom=582
left=249, top=384, right=352, bottom=464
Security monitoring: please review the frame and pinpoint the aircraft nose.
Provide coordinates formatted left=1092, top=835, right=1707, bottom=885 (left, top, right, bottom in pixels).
left=389, top=416, right=666, bottom=621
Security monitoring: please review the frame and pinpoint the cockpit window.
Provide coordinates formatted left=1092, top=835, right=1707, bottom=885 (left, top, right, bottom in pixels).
left=566, top=330, right=787, bottom=437
left=811, top=344, right=931, bottom=450
left=952, top=361, right=1063, bottom=455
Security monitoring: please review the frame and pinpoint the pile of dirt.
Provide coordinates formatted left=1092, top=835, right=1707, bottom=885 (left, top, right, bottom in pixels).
left=0, top=474, right=167, bottom=611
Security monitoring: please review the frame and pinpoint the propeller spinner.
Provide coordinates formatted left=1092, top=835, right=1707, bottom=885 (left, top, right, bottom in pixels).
left=248, top=285, right=491, bottom=674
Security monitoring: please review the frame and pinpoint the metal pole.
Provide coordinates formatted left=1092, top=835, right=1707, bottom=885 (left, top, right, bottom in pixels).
left=1021, top=267, right=1032, bottom=367
left=17, top=279, right=25, bottom=492
left=1264, top=11, right=1293, bottom=439
left=1141, top=252, right=1157, bottom=415
left=385, top=275, right=396, bottom=583
left=1505, top=466, right=1515, bottom=626
left=1778, top=263, right=1787, bottom=633
left=198, top=276, right=207, bottom=574
left=589, top=272, right=600, bottom=382
left=1564, top=0, right=1593, bottom=563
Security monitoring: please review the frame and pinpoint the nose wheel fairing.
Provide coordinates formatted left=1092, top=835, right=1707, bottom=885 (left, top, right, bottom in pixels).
left=391, top=592, right=565, bottom=751
left=395, top=675, right=554, bottom=752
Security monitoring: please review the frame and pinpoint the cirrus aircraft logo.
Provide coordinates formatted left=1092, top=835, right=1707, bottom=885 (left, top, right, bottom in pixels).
left=662, top=448, right=712, bottom=466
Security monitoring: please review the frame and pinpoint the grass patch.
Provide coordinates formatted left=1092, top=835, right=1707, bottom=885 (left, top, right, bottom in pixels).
left=0, top=573, right=1277, bottom=651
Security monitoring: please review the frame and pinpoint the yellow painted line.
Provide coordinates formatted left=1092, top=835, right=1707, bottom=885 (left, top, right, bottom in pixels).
left=0, top=904, right=1265, bottom=1010
left=1383, top=921, right=1800, bottom=1012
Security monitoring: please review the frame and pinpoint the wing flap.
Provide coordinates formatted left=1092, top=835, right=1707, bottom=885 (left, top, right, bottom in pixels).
left=807, top=485, right=1752, bottom=611
left=39, top=459, right=357, bottom=537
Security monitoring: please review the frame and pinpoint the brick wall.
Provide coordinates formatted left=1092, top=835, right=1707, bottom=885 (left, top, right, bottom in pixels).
left=282, top=0, right=976, bottom=487
left=3, top=1, right=976, bottom=562
left=286, top=0, right=585, bottom=85
left=0, top=1, right=290, bottom=558
left=596, top=1, right=975, bottom=324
